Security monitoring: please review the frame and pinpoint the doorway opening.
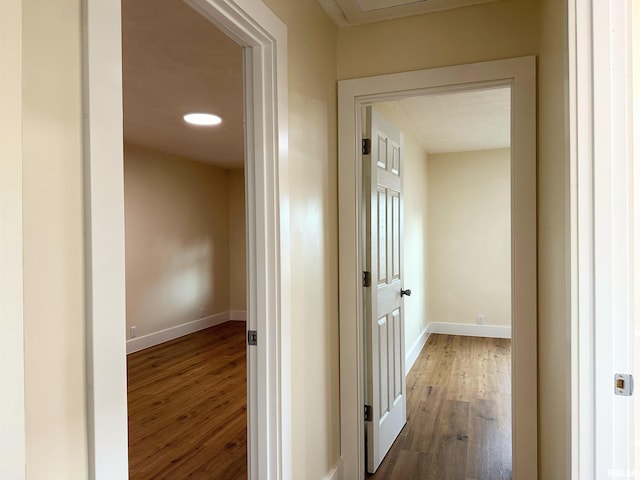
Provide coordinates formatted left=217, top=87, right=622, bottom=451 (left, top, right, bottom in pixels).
left=121, top=1, right=248, bottom=476
left=338, top=56, right=537, bottom=480
left=82, top=0, right=290, bottom=478
left=363, top=90, right=513, bottom=477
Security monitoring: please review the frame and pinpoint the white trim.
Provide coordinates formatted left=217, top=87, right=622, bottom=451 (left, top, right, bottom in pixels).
left=82, top=1, right=129, bottom=477
left=126, top=312, right=231, bottom=354
left=82, top=1, right=290, bottom=479
left=229, top=310, right=247, bottom=321
left=592, top=2, right=634, bottom=477
left=405, top=329, right=429, bottom=375
left=0, top=1, right=25, bottom=478
left=569, top=0, right=595, bottom=476
left=426, top=322, right=512, bottom=339
left=570, top=0, right=635, bottom=478
left=338, top=56, right=537, bottom=480
left=324, top=457, right=344, bottom=480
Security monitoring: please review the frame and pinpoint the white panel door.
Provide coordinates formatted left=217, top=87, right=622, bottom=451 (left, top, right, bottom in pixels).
left=364, top=106, right=407, bottom=473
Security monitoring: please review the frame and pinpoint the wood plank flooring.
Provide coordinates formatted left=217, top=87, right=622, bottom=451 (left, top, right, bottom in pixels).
left=127, top=321, right=247, bottom=480
left=368, top=334, right=512, bottom=480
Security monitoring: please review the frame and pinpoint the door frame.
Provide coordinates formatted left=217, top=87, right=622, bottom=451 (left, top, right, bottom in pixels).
left=338, top=56, right=538, bottom=480
left=82, top=0, right=291, bottom=479
left=569, top=0, right=635, bottom=477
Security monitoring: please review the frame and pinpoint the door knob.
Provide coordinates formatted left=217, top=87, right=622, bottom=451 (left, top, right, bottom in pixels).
left=401, top=288, right=411, bottom=297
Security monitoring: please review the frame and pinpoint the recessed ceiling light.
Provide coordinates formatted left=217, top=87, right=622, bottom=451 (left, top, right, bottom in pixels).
left=183, top=113, right=222, bottom=126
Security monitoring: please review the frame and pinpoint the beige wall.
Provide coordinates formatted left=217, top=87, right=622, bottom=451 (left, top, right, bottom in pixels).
left=374, top=102, right=430, bottom=352
left=22, top=0, right=88, bottom=477
left=260, top=0, right=340, bottom=478
left=337, top=0, right=539, bottom=79
left=538, top=0, right=571, bottom=477
left=124, top=144, right=245, bottom=338
left=228, top=168, right=246, bottom=312
left=0, top=1, right=25, bottom=476
left=427, top=149, right=511, bottom=327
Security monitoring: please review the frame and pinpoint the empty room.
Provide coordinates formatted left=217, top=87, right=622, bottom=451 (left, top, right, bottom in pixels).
left=363, top=88, right=514, bottom=479
left=121, top=0, right=248, bottom=478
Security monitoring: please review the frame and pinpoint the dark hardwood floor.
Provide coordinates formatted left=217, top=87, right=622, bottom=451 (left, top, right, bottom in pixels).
left=127, top=321, right=247, bottom=480
left=368, top=334, right=512, bottom=480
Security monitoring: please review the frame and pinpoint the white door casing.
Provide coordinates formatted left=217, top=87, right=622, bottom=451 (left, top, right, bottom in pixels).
left=363, top=106, right=407, bottom=473
left=570, top=0, right=635, bottom=477
left=82, top=0, right=290, bottom=479
left=338, top=56, right=537, bottom=480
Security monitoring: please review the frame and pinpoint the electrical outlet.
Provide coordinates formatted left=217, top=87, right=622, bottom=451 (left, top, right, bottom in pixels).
left=476, top=315, right=485, bottom=326
left=130, top=326, right=137, bottom=338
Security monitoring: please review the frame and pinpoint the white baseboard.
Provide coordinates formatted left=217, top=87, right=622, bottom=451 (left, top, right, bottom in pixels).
left=325, top=457, right=344, bottom=480
left=127, top=311, right=231, bottom=354
left=426, top=321, right=511, bottom=339
left=405, top=328, right=430, bottom=375
left=229, top=310, right=247, bottom=321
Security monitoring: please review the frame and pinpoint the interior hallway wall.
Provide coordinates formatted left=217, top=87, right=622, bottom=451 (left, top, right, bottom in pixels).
left=538, top=0, right=571, bottom=476
left=21, top=1, right=87, bottom=477
left=259, top=1, right=340, bottom=478
left=336, top=0, right=539, bottom=80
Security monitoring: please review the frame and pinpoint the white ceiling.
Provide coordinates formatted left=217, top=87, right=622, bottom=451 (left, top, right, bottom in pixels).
left=122, top=0, right=244, bottom=168
left=378, top=88, right=511, bottom=154
left=317, top=0, right=499, bottom=25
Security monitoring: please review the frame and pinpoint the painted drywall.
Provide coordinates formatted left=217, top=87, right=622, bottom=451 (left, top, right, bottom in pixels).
left=538, top=0, right=571, bottom=477
left=261, top=0, right=340, bottom=478
left=0, top=1, right=25, bottom=478
left=374, top=102, right=430, bottom=357
left=427, top=149, right=511, bottom=327
left=337, top=0, right=539, bottom=79
left=21, top=0, right=88, bottom=477
left=228, top=168, right=247, bottom=312
left=124, top=144, right=238, bottom=338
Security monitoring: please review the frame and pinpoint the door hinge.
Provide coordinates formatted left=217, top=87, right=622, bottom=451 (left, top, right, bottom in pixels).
left=614, top=373, right=634, bottom=396
left=248, top=330, right=258, bottom=346
left=362, top=138, right=371, bottom=155
left=364, top=404, right=372, bottom=422
left=363, top=271, right=371, bottom=287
